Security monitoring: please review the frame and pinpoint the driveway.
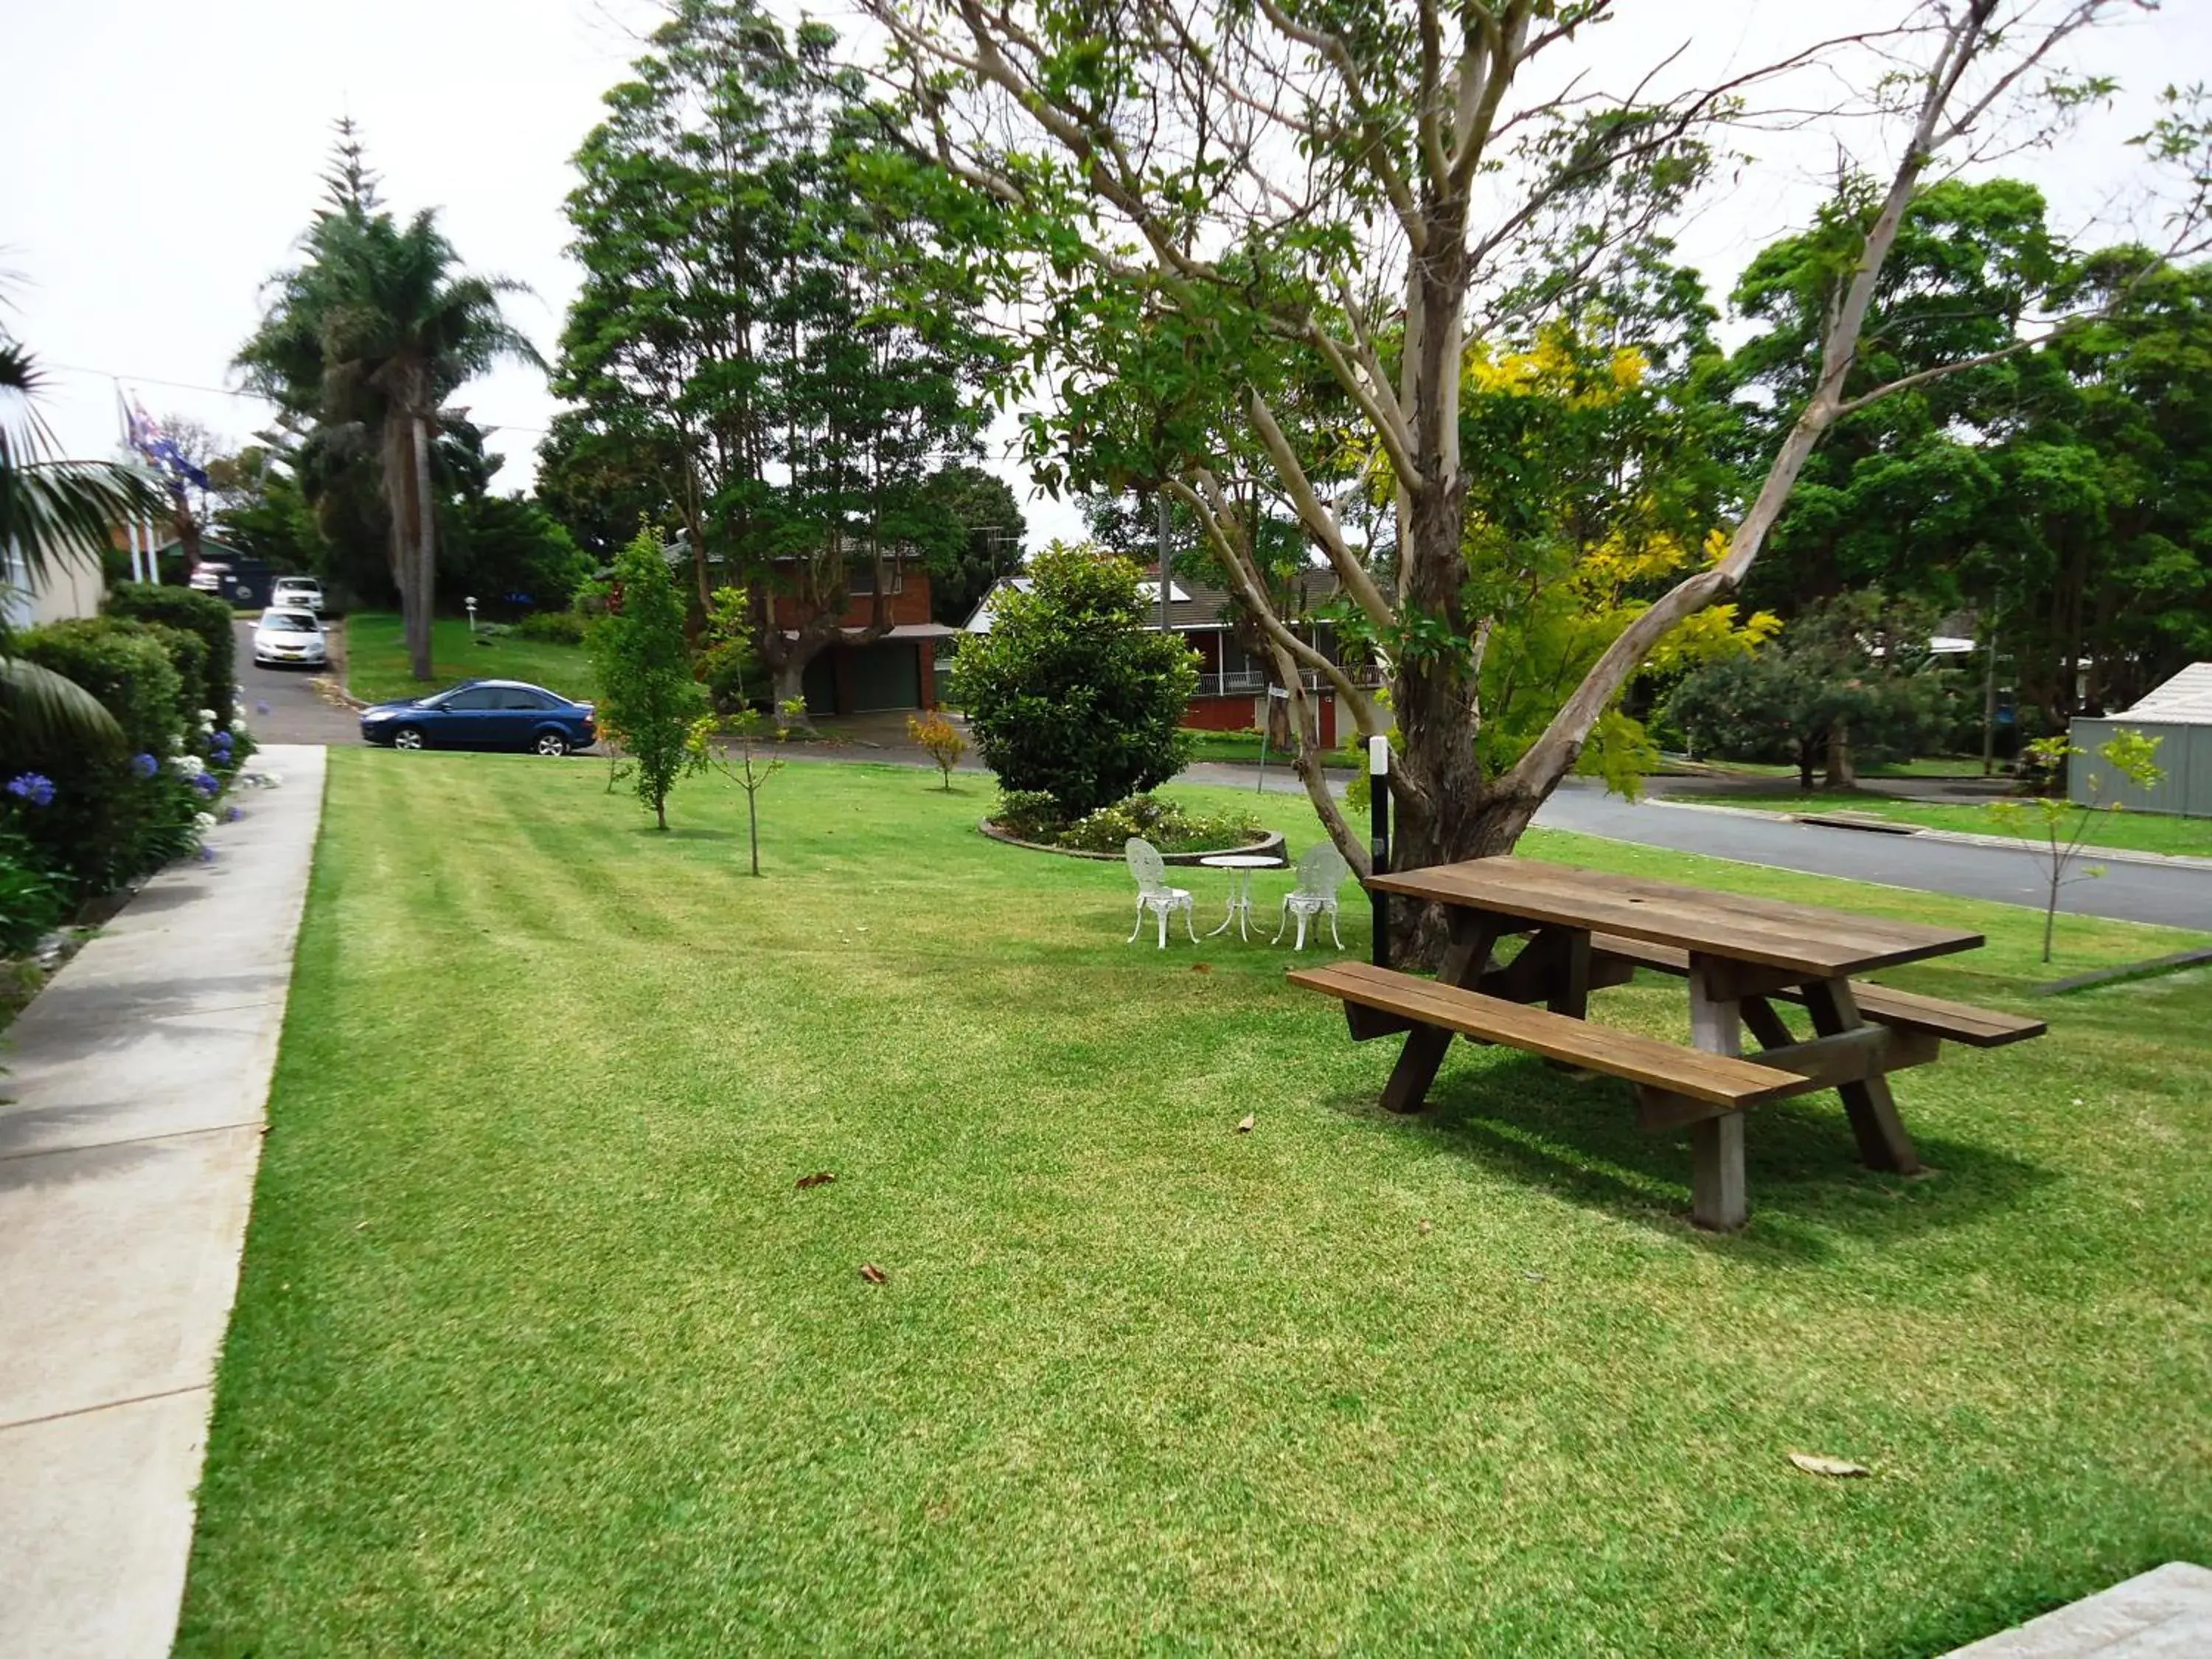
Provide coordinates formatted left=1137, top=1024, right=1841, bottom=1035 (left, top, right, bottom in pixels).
left=232, top=619, right=358, bottom=746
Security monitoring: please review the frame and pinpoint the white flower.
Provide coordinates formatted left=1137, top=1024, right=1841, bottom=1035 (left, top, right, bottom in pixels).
left=195, top=811, right=218, bottom=832
left=169, top=754, right=206, bottom=777
left=198, top=709, right=218, bottom=724
left=167, top=734, right=185, bottom=754
left=231, top=716, right=248, bottom=731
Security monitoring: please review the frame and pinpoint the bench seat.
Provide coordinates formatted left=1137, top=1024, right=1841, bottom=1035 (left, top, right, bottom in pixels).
left=1288, top=961, right=1802, bottom=1110
left=1588, top=932, right=2045, bottom=1048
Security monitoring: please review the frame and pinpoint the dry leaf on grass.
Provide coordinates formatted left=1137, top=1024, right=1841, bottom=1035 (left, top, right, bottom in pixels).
left=796, top=1172, right=836, bottom=1189
left=858, top=1263, right=888, bottom=1284
left=1236, top=1114, right=1255, bottom=1133
left=1788, top=1452, right=1869, bottom=1478
left=1191, top=962, right=1212, bottom=974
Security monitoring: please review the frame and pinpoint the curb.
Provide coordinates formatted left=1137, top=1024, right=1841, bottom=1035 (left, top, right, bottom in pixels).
left=1645, top=796, right=2212, bottom=873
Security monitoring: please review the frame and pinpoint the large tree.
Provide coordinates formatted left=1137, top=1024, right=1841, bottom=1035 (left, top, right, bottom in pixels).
left=863, top=0, right=2208, bottom=922
left=239, top=123, right=543, bottom=679
left=552, top=0, right=1006, bottom=717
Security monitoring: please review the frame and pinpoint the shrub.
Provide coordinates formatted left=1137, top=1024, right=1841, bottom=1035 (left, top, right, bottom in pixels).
left=9, top=621, right=198, bottom=894
left=991, top=789, right=1065, bottom=841
left=953, top=541, right=1197, bottom=819
left=512, top=609, right=589, bottom=645
left=906, top=711, right=967, bottom=789
left=0, top=826, right=69, bottom=953
left=105, top=582, right=237, bottom=721
left=1054, top=793, right=1265, bottom=856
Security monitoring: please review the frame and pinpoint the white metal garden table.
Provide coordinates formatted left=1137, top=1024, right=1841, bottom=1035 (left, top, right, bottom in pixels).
left=1199, top=854, right=1281, bottom=940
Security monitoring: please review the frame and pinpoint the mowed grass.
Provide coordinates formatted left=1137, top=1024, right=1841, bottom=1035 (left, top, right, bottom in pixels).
left=178, top=755, right=2212, bottom=1655
left=1666, top=787, right=2212, bottom=859
left=346, top=611, right=597, bottom=706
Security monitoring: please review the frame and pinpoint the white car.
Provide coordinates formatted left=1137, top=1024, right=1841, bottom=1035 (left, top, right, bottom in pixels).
left=269, top=576, right=324, bottom=613
left=252, top=607, right=328, bottom=669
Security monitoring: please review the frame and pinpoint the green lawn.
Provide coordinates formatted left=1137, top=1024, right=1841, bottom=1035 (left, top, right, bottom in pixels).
left=345, top=611, right=598, bottom=706
left=178, top=756, right=2212, bottom=1655
left=1181, top=727, right=1360, bottom=769
left=1666, top=787, right=2212, bottom=859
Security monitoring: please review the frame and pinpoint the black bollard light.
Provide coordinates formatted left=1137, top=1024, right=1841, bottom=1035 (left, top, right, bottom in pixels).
left=1368, top=734, right=1391, bottom=968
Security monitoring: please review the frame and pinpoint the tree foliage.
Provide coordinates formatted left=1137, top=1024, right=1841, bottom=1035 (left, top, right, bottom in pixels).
left=588, top=530, right=708, bottom=830
left=238, top=120, right=541, bottom=678
left=955, top=542, right=1197, bottom=819
left=550, top=0, right=1007, bottom=714
left=1663, top=594, right=1957, bottom=788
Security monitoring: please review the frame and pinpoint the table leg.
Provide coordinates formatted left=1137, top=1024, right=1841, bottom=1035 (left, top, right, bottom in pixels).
left=1205, top=871, right=1247, bottom=939
left=1687, top=958, right=1749, bottom=1231
left=1801, top=978, right=1922, bottom=1175
left=1379, top=911, right=1504, bottom=1115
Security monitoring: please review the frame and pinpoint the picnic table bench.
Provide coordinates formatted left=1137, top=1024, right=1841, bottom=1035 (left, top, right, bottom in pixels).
left=1290, top=856, right=2045, bottom=1230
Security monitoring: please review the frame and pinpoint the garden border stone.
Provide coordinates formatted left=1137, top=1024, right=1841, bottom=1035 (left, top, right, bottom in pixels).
left=979, top=821, right=1287, bottom=866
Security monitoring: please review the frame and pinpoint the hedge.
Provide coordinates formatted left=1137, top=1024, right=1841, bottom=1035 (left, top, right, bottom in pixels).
left=7, top=621, right=198, bottom=897
left=105, top=582, right=237, bottom=720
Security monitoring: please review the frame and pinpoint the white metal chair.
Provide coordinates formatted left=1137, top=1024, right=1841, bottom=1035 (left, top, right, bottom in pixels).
left=1124, top=838, right=1199, bottom=947
left=1274, top=842, right=1349, bottom=950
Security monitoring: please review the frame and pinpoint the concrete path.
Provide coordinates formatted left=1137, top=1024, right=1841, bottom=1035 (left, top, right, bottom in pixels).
left=0, top=744, right=326, bottom=1659
left=1942, top=1562, right=2212, bottom=1656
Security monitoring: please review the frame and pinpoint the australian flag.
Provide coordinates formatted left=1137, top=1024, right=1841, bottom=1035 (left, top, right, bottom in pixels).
left=128, top=399, right=212, bottom=495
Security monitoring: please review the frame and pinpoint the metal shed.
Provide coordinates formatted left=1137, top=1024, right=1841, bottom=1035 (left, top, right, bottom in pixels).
left=2069, top=664, right=2212, bottom=819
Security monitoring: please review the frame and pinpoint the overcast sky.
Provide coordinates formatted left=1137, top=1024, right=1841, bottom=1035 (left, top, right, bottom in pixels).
left=4, top=1, right=2202, bottom=554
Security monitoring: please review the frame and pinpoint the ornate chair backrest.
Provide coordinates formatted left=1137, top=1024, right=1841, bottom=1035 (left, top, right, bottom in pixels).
left=1293, top=841, right=1349, bottom=899
left=1124, top=837, right=1170, bottom=897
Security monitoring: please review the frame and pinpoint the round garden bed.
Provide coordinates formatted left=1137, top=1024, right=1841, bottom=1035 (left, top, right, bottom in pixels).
left=978, top=821, right=1287, bottom=866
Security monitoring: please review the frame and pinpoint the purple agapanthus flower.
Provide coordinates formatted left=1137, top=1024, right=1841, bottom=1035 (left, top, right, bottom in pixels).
left=5, top=773, right=56, bottom=807
left=254, top=700, right=271, bottom=717
left=209, top=729, right=234, bottom=752
left=132, top=752, right=160, bottom=779
left=192, top=772, right=223, bottom=798
left=225, top=804, right=243, bottom=823
left=196, top=844, right=217, bottom=863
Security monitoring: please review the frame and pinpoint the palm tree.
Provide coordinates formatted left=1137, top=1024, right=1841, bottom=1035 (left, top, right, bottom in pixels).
left=240, top=139, right=542, bottom=681
left=0, top=328, right=150, bottom=748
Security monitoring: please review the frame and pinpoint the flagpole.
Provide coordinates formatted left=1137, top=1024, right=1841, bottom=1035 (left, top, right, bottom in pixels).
left=115, top=385, right=146, bottom=582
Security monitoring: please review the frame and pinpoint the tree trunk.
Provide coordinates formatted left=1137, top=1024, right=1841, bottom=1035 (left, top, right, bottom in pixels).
left=1798, top=740, right=1818, bottom=791
left=411, top=411, right=437, bottom=683
left=1823, top=723, right=1856, bottom=790
left=383, top=414, right=427, bottom=681
left=771, top=654, right=811, bottom=728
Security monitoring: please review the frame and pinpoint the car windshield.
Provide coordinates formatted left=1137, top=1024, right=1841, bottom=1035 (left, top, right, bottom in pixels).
left=261, top=613, right=316, bottom=633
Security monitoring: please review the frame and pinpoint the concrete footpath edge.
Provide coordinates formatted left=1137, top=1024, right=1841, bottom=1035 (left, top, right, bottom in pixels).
left=0, top=743, right=328, bottom=1659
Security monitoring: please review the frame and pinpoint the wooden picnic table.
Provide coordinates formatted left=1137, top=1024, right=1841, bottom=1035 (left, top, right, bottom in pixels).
left=1291, top=856, right=2045, bottom=1230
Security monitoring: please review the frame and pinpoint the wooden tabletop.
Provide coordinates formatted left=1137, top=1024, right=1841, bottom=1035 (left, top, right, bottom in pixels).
left=1367, top=856, right=1981, bottom=978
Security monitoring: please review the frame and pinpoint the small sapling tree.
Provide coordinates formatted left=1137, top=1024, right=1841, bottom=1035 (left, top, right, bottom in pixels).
left=907, top=711, right=967, bottom=790
left=587, top=529, right=706, bottom=830
left=712, top=700, right=803, bottom=876
left=1992, top=728, right=2166, bottom=963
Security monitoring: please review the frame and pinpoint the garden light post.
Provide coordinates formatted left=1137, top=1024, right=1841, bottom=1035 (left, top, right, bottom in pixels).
left=465, top=595, right=478, bottom=636
left=1368, top=734, right=1390, bottom=968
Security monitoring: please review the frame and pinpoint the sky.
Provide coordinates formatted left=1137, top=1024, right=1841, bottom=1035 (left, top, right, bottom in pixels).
left=4, top=1, right=2203, bottom=555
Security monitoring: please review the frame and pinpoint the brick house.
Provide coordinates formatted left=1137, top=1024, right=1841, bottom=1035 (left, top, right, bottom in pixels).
left=961, top=566, right=1373, bottom=747
left=771, top=555, right=961, bottom=718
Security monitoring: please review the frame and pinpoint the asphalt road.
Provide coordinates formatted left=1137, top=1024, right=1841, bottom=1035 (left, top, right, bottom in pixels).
left=1537, top=780, right=2212, bottom=933
left=1189, top=763, right=2212, bottom=933
left=233, top=618, right=361, bottom=746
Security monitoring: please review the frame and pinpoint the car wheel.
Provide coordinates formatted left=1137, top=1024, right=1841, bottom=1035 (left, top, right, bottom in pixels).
left=392, top=726, right=427, bottom=751
left=533, top=731, right=570, bottom=757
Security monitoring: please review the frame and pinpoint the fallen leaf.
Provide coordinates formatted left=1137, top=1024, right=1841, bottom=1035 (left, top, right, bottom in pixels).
left=796, top=1172, right=837, bottom=1189
left=859, top=1262, right=888, bottom=1284
left=1191, top=961, right=1211, bottom=973
left=1417, top=1220, right=1433, bottom=1234
left=1788, top=1452, right=1870, bottom=1478
left=1237, top=1114, right=1255, bottom=1133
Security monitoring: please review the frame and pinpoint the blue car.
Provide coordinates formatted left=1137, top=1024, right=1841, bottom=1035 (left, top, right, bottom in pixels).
left=359, top=679, right=597, bottom=757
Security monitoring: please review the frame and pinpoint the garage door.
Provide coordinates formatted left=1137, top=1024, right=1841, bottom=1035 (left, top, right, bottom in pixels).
left=850, top=642, right=922, bottom=712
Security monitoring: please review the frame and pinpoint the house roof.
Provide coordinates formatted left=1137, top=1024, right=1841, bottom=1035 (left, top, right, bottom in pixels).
left=961, top=566, right=1342, bottom=636
left=780, top=622, right=960, bottom=643
left=2120, top=663, right=2212, bottom=724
